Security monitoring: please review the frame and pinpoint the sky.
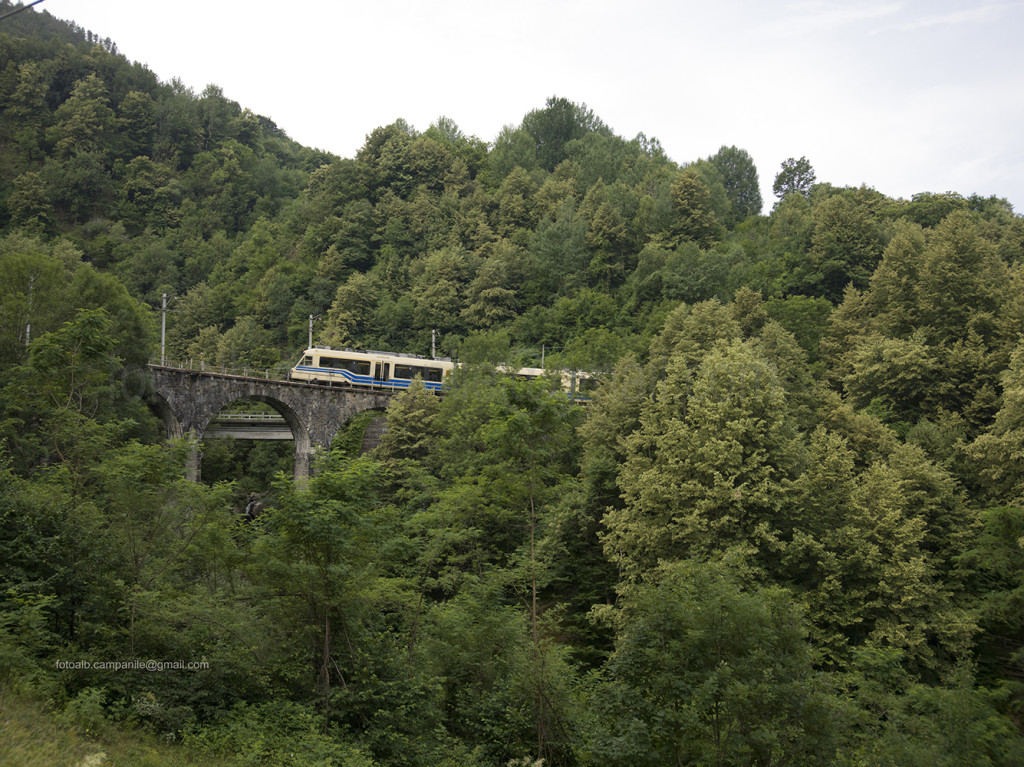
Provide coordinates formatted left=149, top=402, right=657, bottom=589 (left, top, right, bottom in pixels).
left=38, top=0, right=1024, bottom=213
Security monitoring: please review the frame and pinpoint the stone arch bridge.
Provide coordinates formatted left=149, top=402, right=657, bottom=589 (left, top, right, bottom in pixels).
left=147, top=365, right=396, bottom=479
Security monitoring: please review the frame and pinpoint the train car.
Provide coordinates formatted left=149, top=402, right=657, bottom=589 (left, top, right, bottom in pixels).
left=496, top=365, right=545, bottom=380
left=289, top=347, right=455, bottom=392
left=560, top=369, right=596, bottom=401
left=497, top=365, right=595, bottom=401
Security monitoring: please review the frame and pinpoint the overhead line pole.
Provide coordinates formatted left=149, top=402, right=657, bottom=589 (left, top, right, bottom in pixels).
left=25, top=273, right=34, bottom=346
left=160, top=293, right=174, bottom=365
left=309, top=315, right=321, bottom=349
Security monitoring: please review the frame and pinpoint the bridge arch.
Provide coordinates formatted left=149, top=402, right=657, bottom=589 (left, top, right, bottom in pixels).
left=201, top=394, right=312, bottom=479
left=147, top=389, right=183, bottom=440
left=147, top=366, right=395, bottom=481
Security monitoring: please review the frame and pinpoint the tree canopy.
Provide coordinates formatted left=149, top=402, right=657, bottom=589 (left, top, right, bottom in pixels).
left=2, top=5, right=1024, bottom=765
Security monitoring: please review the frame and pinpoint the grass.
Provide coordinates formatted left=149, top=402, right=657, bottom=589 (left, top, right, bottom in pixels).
left=0, top=688, right=235, bottom=767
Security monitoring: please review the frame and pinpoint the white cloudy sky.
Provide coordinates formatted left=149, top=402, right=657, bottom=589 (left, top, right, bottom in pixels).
left=40, top=0, right=1024, bottom=213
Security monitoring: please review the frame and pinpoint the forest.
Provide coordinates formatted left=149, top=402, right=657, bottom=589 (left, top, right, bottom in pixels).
left=2, top=2, right=1024, bottom=765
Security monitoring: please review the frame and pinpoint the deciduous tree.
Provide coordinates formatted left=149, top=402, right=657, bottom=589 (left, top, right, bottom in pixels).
left=773, top=156, right=815, bottom=199
left=585, top=559, right=837, bottom=766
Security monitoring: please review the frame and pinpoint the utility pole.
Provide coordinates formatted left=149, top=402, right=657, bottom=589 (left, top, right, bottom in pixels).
left=25, top=273, right=34, bottom=345
left=160, top=293, right=168, bottom=365
left=308, top=315, right=321, bottom=349
left=160, top=293, right=175, bottom=365
left=431, top=329, right=436, bottom=359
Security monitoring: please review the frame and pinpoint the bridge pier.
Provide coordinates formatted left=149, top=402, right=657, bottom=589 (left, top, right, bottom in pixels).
left=185, top=439, right=202, bottom=482
left=295, top=443, right=312, bottom=480
left=147, top=366, right=395, bottom=482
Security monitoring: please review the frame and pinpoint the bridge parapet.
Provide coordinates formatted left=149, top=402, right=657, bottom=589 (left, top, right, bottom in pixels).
left=151, top=357, right=290, bottom=380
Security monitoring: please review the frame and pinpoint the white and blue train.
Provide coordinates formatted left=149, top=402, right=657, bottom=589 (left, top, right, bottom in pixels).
left=289, top=346, right=595, bottom=399
left=289, top=347, right=455, bottom=391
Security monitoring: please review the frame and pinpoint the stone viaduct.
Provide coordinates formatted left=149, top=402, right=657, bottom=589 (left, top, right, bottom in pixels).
left=147, top=365, right=396, bottom=480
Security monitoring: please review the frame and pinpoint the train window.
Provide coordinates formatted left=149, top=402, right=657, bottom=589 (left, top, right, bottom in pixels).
left=320, top=356, right=370, bottom=375
left=302, top=355, right=313, bottom=366
left=393, top=364, right=443, bottom=382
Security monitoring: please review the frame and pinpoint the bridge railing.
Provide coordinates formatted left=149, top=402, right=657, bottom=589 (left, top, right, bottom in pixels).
left=151, top=357, right=292, bottom=381
left=213, top=410, right=287, bottom=422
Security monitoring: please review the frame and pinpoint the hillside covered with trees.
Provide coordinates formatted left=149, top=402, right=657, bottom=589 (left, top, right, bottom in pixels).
left=3, top=3, right=1024, bottom=764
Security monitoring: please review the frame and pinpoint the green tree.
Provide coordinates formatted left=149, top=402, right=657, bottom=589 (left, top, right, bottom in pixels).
left=0, top=457, right=99, bottom=669
left=1, top=60, right=49, bottom=165
left=116, top=155, right=179, bottom=234
left=668, top=167, right=722, bottom=247
left=215, top=315, right=279, bottom=371
left=564, top=131, right=631, bottom=188
left=415, top=579, right=539, bottom=764
left=462, top=257, right=520, bottom=328
left=90, top=440, right=235, bottom=660
left=373, top=377, right=443, bottom=466
left=960, top=505, right=1024, bottom=689
left=806, top=191, right=887, bottom=300
left=183, top=140, right=260, bottom=233
left=646, top=298, right=742, bottom=374
left=528, top=211, right=589, bottom=297
left=707, top=144, right=763, bottom=224
left=0, top=234, right=79, bottom=363
left=0, top=307, right=148, bottom=481
left=546, top=354, right=652, bottom=662
left=479, top=378, right=583, bottom=761
left=580, top=179, right=630, bottom=287
left=859, top=219, right=928, bottom=337
left=115, top=89, right=157, bottom=158
left=835, top=211, right=1011, bottom=430
left=608, top=339, right=801, bottom=581
left=785, top=429, right=974, bottom=672
left=408, top=247, right=471, bottom=337
left=968, top=342, right=1024, bottom=505
left=763, top=294, right=833, bottom=362
left=358, top=120, right=417, bottom=198
left=914, top=210, right=1007, bottom=346
left=482, top=126, right=538, bottom=183
left=841, top=655, right=1024, bottom=766
left=322, top=272, right=383, bottom=349
left=659, top=241, right=732, bottom=304
left=152, top=78, right=201, bottom=169
left=41, top=150, right=114, bottom=225
left=47, top=74, right=116, bottom=159
left=521, top=96, right=609, bottom=172
left=254, top=455, right=386, bottom=732
left=897, top=191, right=970, bottom=228
left=7, top=170, right=56, bottom=233
left=533, top=166, right=581, bottom=222
left=493, top=166, right=537, bottom=238
left=585, top=559, right=837, bottom=766
left=843, top=330, right=947, bottom=423
left=773, top=156, right=815, bottom=199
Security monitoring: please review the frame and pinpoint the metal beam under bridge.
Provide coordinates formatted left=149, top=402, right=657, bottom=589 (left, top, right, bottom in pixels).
left=204, top=412, right=294, bottom=440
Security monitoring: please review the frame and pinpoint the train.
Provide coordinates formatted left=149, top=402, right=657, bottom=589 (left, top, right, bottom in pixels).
left=289, top=347, right=455, bottom=391
left=288, top=346, right=594, bottom=398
